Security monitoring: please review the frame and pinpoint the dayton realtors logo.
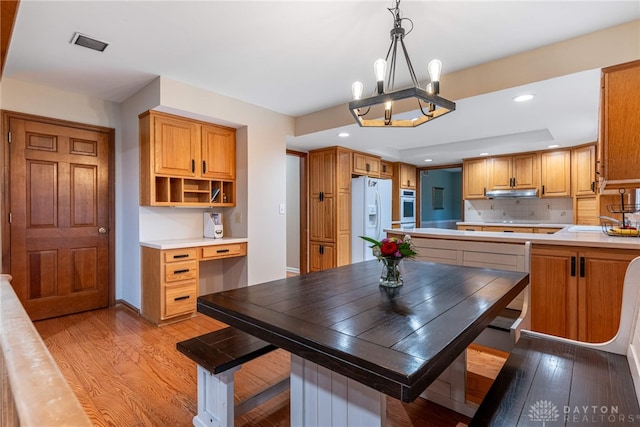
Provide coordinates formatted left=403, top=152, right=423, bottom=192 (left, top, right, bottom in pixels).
left=529, top=400, right=640, bottom=424
left=529, top=400, right=560, bottom=426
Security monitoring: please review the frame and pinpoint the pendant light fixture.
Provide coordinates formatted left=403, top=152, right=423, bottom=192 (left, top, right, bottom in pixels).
left=349, top=0, right=456, bottom=127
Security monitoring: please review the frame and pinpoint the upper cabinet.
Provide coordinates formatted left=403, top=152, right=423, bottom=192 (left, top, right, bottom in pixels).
left=540, top=150, right=571, bottom=197
left=201, top=125, right=236, bottom=180
left=379, top=160, right=394, bottom=179
left=572, top=144, right=596, bottom=196
left=140, top=110, right=236, bottom=207
left=488, top=153, right=539, bottom=190
left=462, top=158, right=487, bottom=199
left=395, top=162, right=417, bottom=190
left=600, top=59, right=640, bottom=185
left=352, top=152, right=380, bottom=177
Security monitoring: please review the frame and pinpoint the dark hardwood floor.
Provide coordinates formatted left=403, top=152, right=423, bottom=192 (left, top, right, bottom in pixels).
left=34, top=305, right=471, bottom=426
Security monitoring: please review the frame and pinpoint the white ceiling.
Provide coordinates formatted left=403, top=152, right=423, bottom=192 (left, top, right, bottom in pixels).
left=5, top=0, right=640, bottom=165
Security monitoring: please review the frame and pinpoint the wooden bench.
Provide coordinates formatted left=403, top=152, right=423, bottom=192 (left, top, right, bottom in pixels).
left=469, top=256, right=640, bottom=426
left=177, top=327, right=289, bottom=427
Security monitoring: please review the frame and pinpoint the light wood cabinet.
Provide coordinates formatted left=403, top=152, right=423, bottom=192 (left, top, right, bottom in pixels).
left=462, top=158, right=487, bottom=199
left=352, top=152, right=380, bottom=177
left=530, top=245, right=638, bottom=342
left=139, top=110, right=236, bottom=207
left=380, top=160, right=394, bottom=179
left=395, top=162, right=417, bottom=190
left=534, top=227, right=562, bottom=234
left=488, top=153, right=539, bottom=191
left=141, top=242, right=247, bottom=325
left=572, top=144, right=596, bottom=196
left=540, top=150, right=571, bottom=197
left=600, top=60, right=640, bottom=186
left=141, top=247, right=198, bottom=325
left=201, top=125, right=235, bottom=180
left=457, top=225, right=483, bottom=231
left=309, top=147, right=352, bottom=272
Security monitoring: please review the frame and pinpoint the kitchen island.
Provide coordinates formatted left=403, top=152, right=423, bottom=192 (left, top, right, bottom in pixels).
left=387, top=225, right=640, bottom=343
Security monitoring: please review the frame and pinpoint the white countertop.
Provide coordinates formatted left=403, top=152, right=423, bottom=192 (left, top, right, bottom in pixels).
left=140, top=237, right=248, bottom=250
left=386, top=226, right=640, bottom=250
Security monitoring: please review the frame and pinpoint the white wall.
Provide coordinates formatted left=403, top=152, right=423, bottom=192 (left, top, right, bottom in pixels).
left=286, top=155, right=300, bottom=272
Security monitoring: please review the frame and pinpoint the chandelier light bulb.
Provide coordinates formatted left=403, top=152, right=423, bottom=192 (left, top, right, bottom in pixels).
left=374, top=58, right=386, bottom=94
left=426, top=82, right=433, bottom=94
left=352, top=81, right=364, bottom=100
left=428, top=59, right=442, bottom=82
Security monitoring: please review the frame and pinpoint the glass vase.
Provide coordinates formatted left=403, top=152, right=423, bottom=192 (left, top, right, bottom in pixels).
left=380, top=258, right=403, bottom=288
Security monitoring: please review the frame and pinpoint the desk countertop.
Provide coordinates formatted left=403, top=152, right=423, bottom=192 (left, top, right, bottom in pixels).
left=198, top=259, right=528, bottom=402
left=139, top=237, right=248, bottom=250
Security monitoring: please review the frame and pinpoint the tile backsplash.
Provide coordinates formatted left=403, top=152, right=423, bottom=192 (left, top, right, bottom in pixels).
left=464, top=197, right=573, bottom=224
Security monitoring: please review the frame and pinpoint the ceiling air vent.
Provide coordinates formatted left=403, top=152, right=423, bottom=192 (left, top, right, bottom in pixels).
left=70, top=32, right=109, bottom=52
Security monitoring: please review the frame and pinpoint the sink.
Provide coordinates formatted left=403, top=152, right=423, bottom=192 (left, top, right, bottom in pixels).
left=566, top=225, right=602, bottom=232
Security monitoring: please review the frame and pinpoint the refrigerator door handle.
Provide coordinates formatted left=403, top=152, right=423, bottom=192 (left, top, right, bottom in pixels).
left=375, top=189, right=382, bottom=240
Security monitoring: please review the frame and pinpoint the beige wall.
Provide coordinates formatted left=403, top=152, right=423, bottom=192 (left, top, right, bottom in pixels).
left=0, top=75, right=294, bottom=309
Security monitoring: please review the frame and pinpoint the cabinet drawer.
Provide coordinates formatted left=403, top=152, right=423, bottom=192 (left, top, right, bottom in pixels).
left=164, top=282, right=196, bottom=318
left=164, top=260, right=197, bottom=282
left=163, top=248, right=197, bottom=263
left=200, top=243, right=247, bottom=260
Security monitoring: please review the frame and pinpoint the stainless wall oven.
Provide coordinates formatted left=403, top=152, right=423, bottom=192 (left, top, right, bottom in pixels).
left=399, top=189, right=416, bottom=226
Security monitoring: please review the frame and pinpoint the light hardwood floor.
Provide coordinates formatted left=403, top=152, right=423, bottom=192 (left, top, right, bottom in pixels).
left=34, top=305, right=472, bottom=427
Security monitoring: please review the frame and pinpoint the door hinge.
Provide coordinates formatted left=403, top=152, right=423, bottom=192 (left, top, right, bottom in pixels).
left=8, top=213, right=12, bottom=224
left=7, top=132, right=11, bottom=143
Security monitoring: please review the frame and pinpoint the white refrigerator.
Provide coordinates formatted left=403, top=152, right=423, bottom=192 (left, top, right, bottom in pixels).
left=351, top=176, right=392, bottom=263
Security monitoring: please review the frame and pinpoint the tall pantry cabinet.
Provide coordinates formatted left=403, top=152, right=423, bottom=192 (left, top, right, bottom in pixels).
left=309, top=147, right=352, bottom=272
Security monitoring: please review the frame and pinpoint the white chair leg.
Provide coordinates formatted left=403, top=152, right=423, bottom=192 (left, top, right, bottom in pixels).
left=192, top=365, right=241, bottom=427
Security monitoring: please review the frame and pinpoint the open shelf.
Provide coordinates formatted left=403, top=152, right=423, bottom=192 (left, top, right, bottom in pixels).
left=152, top=176, right=234, bottom=207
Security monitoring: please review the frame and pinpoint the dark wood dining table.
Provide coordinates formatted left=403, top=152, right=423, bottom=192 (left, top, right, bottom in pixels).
left=198, top=259, right=528, bottom=426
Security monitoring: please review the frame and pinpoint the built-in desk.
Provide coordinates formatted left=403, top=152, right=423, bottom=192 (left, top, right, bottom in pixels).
left=140, top=238, right=247, bottom=325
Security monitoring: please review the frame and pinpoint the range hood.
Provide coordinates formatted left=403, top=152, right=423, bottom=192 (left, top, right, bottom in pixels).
left=486, top=189, right=539, bottom=198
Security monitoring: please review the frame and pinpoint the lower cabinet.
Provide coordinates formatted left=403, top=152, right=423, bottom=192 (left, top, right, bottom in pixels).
left=141, top=242, right=247, bottom=325
left=309, top=242, right=335, bottom=272
left=530, top=245, right=638, bottom=342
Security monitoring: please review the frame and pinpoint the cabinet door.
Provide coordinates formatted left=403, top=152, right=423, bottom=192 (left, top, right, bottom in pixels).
left=200, top=125, right=235, bottom=180
left=540, top=151, right=570, bottom=197
left=353, top=153, right=380, bottom=177
left=309, top=196, right=335, bottom=242
left=572, top=145, right=596, bottom=196
left=602, top=61, right=640, bottom=182
left=578, top=251, right=636, bottom=343
left=153, top=115, right=198, bottom=177
left=530, top=247, right=576, bottom=339
left=309, top=242, right=335, bottom=272
left=488, top=157, right=513, bottom=190
left=380, top=160, right=394, bottom=179
left=399, top=163, right=417, bottom=189
left=463, top=158, right=487, bottom=199
left=309, top=150, right=335, bottom=198
left=512, top=154, right=539, bottom=189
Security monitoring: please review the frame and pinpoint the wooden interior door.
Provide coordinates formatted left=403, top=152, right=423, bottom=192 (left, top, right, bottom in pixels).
left=3, top=112, right=113, bottom=320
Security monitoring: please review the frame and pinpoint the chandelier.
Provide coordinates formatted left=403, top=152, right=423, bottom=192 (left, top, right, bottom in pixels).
left=349, top=0, right=456, bottom=127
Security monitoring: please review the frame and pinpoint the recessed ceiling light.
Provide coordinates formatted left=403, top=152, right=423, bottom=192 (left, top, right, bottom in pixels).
left=337, top=132, right=349, bottom=138
left=424, top=158, right=433, bottom=162
left=548, top=144, right=560, bottom=148
left=513, top=94, right=535, bottom=103
left=480, top=152, right=489, bottom=156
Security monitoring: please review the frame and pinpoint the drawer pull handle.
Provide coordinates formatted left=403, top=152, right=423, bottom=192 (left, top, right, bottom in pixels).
left=173, top=254, right=189, bottom=259
left=216, top=249, right=230, bottom=253
left=174, top=269, right=190, bottom=274
left=174, top=295, right=190, bottom=301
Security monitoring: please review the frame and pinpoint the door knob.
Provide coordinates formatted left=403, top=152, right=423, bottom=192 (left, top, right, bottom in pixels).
left=98, top=227, right=107, bottom=234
